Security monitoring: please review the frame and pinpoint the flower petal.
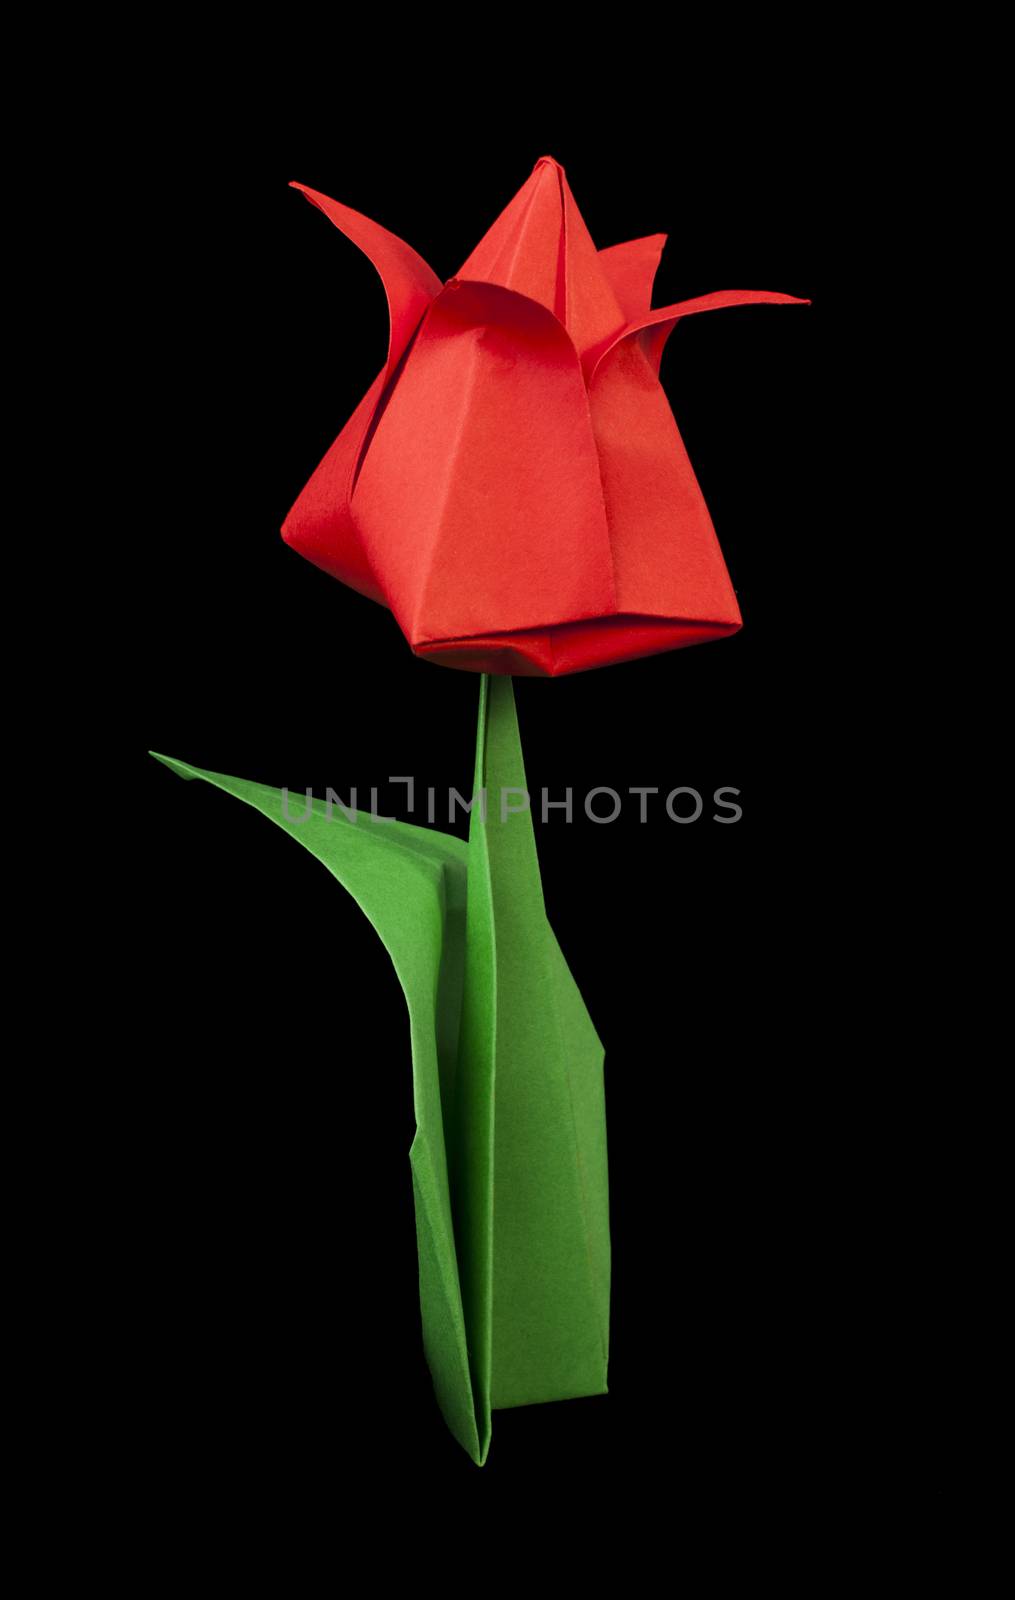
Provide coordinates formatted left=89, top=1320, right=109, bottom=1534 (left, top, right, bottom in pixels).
left=281, top=183, right=444, bottom=600
left=597, top=234, right=668, bottom=320
left=586, top=335, right=745, bottom=630
left=454, top=159, right=564, bottom=320
left=587, top=288, right=811, bottom=381
left=281, top=369, right=389, bottom=603
left=349, top=279, right=616, bottom=649
left=289, top=181, right=442, bottom=382
left=455, top=157, right=627, bottom=360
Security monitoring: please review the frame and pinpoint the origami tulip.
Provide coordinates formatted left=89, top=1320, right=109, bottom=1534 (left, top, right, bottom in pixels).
left=154, top=156, right=808, bottom=1465
left=282, top=156, right=809, bottom=676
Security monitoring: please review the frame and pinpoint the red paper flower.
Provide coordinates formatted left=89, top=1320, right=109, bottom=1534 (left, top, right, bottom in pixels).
left=282, top=157, right=808, bottom=676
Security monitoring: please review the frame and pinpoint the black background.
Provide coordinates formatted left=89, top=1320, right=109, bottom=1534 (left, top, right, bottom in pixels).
left=114, top=67, right=951, bottom=1531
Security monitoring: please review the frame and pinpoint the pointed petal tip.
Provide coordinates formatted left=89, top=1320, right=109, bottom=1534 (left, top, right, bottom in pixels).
left=533, top=153, right=566, bottom=175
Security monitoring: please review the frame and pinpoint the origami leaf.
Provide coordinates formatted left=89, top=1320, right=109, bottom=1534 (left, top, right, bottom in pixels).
left=150, top=675, right=609, bottom=1463
left=282, top=155, right=810, bottom=675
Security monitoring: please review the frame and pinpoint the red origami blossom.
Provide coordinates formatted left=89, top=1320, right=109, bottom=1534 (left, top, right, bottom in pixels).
left=282, top=156, right=808, bottom=677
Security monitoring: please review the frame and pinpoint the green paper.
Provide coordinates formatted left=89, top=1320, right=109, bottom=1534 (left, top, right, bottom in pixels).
left=151, top=675, right=609, bottom=1464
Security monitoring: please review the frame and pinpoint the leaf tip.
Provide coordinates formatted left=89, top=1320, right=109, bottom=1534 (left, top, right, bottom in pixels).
left=149, top=750, right=197, bottom=781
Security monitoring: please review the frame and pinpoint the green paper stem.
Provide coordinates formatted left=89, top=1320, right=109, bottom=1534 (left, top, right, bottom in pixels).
left=151, top=674, right=610, bottom=1464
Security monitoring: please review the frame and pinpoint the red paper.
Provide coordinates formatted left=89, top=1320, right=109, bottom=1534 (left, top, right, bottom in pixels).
left=282, top=157, right=808, bottom=676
